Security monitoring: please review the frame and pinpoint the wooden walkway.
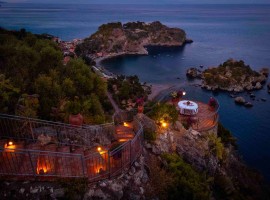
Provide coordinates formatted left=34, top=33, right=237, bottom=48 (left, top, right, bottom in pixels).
left=175, top=101, right=218, bottom=132
left=0, top=119, right=137, bottom=180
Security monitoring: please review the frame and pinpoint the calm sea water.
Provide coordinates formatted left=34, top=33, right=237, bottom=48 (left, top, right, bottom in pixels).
left=1, top=3, right=270, bottom=181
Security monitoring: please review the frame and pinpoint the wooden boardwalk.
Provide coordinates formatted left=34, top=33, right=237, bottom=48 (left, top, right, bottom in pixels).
left=175, top=101, right=219, bottom=132
left=0, top=119, right=138, bottom=180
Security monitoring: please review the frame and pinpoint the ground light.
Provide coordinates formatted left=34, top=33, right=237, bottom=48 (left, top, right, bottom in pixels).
left=162, top=122, right=167, bottom=128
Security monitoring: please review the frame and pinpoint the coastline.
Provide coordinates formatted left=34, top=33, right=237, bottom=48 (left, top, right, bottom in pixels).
left=94, top=52, right=148, bottom=78
left=148, top=84, right=176, bottom=101
left=94, top=53, right=176, bottom=101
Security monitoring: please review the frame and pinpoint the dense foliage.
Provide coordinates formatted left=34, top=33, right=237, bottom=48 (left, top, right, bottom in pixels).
left=107, top=75, right=150, bottom=109
left=0, top=28, right=111, bottom=123
left=203, top=59, right=260, bottom=87
left=162, top=153, right=211, bottom=200
left=148, top=103, right=179, bottom=124
left=75, top=21, right=186, bottom=57
left=217, top=122, right=237, bottom=147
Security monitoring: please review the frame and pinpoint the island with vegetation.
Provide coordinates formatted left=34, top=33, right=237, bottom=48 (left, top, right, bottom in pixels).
left=187, top=59, right=268, bottom=92
left=75, top=21, right=191, bottom=62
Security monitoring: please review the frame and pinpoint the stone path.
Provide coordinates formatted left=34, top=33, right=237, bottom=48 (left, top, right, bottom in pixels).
left=106, top=92, right=122, bottom=114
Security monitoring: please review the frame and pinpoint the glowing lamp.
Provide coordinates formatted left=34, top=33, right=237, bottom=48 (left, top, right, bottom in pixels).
left=182, top=91, right=186, bottom=96
left=8, top=141, right=13, bottom=146
left=162, top=122, right=167, bottom=128
left=97, top=147, right=102, bottom=152
left=123, top=122, right=128, bottom=127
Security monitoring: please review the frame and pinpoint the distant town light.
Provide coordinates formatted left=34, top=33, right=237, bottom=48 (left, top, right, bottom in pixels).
left=182, top=91, right=186, bottom=96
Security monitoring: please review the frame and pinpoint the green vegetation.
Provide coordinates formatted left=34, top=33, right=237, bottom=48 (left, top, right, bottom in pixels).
left=217, top=122, right=237, bottom=147
left=148, top=103, right=179, bottom=125
left=203, top=59, right=260, bottom=87
left=107, top=75, right=151, bottom=109
left=76, top=21, right=186, bottom=58
left=207, top=134, right=226, bottom=161
left=143, top=128, right=157, bottom=142
left=0, top=28, right=111, bottom=124
left=162, top=153, right=211, bottom=200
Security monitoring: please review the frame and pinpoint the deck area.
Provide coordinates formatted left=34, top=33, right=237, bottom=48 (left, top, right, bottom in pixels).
left=0, top=112, right=143, bottom=181
left=174, top=100, right=219, bottom=132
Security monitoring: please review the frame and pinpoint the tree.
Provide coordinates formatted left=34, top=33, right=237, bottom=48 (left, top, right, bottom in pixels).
left=162, top=153, right=211, bottom=200
left=0, top=74, right=20, bottom=113
left=148, top=103, right=179, bottom=125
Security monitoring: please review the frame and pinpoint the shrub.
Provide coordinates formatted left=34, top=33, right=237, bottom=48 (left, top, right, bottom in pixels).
left=144, top=129, right=157, bottom=142
left=217, top=122, right=237, bottom=147
left=162, top=153, right=211, bottom=200
left=148, top=103, right=178, bottom=125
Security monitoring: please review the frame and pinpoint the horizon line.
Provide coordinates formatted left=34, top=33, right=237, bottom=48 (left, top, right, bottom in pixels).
left=2, top=2, right=270, bottom=5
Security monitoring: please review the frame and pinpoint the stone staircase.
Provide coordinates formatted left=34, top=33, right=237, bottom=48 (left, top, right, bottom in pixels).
left=114, top=122, right=135, bottom=143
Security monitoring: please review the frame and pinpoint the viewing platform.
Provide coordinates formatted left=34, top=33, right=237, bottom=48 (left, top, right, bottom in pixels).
left=170, top=97, right=219, bottom=132
left=0, top=112, right=143, bottom=182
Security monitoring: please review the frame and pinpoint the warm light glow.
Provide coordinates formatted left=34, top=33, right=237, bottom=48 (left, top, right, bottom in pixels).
left=118, top=139, right=129, bottom=142
left=4, top=141, right=16, bottom=152
left=97, top=147, right=102, bottom=152
left=95, top=166, right=105, bottom=174
left=37, top=158, right=50, bottom=175
left=162, top=122, right=167, bottom=128
left=123, top=122, right=128, bottom=127
left=182, top=91, right=186, bottom=96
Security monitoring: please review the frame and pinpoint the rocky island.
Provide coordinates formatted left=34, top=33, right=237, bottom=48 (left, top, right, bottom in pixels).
left=76, top=21, right=191, bottom=61
left=187, top=59, right=268, bottom=92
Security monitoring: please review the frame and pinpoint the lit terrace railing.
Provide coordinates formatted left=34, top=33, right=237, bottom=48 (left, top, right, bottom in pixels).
left=0, top=112, right=143, bottom=181
left=0, top=113, right=115, bottom=147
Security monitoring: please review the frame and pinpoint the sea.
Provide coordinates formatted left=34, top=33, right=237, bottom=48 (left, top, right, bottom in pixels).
left=1, top=3, right=270, bottom=181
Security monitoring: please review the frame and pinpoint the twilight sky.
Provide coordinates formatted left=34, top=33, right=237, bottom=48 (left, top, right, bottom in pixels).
left=4, top=0, right=270, bottom=4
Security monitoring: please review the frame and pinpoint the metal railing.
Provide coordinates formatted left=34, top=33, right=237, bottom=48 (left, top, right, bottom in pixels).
left=0, top=113, right=115, bottom=147
left=0, top=112, right=143, bottom=181
left=191, top=97, right=220, bottom=132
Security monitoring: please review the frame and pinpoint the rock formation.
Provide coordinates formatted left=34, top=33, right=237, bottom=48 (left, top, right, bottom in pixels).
left=187, top=59, right=268, bottom=92
left=76, top=21, right=189, bottom=59
left=235, top=96, right=246, bottom=104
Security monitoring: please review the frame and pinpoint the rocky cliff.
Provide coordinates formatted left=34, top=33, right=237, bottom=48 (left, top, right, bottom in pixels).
left=187, top=59, right=269, bottom=92
left=76, top=21, right=189, bottom=59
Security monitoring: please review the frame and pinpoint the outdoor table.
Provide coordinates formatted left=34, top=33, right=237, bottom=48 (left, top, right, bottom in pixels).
left=178, top=100, right=198, bottom=115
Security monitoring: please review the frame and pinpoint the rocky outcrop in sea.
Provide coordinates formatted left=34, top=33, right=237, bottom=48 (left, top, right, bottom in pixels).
left=187, top=59, right=269, bottom=92
left=76, top=21, right=190, bottom=60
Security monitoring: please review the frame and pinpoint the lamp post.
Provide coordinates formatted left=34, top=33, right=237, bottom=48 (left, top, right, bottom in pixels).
left=177, top=88, right=186, bottom=99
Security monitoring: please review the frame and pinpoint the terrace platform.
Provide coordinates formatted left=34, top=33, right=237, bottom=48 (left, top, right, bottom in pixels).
left=172, top=98, right=219, bottom=132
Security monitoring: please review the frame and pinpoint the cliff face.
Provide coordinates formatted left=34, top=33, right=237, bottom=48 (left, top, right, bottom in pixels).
left=76, top=21, right=187, bottom=58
